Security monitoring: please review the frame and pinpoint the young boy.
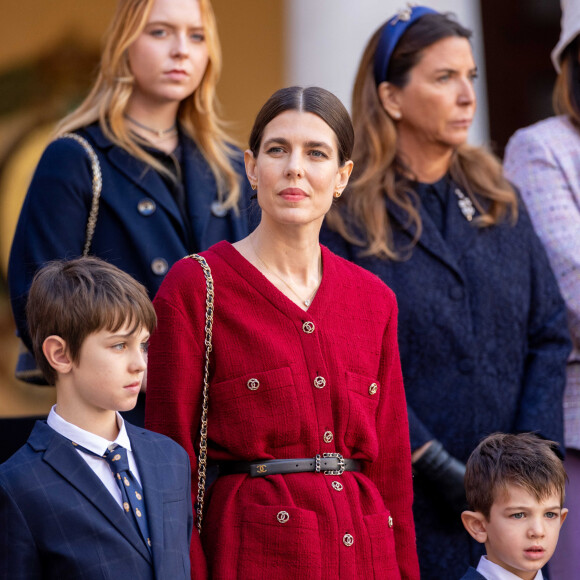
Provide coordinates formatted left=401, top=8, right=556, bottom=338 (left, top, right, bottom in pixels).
left=460, top=432, right=568, bottom=580
left=0, top=257, right=196, bottom=579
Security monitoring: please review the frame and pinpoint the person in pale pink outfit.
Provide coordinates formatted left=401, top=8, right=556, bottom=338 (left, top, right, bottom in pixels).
left=504, top=2, right=580, bottom=577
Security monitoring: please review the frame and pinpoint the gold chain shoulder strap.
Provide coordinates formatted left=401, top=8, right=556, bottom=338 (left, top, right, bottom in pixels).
left=14, top=133, right=102, bottom=386
left=58, top=132, right=103, bottom=256
left=186, top=253, right=215, bottom=533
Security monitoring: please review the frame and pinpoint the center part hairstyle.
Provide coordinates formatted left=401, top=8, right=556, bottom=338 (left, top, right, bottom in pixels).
left=26, top=256, right=156, bottom=385
left=55, top=0, right=242, bottom=211
left=326, top=10, right=518, bottom=260
left=464, top=432, right=567, bottom=520
left=248, top=86, right=354, bottom=166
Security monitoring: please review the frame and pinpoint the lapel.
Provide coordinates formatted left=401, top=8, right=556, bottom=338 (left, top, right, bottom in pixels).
left=29, top=421, right=152, bottom=564
left=181, top=137, right=219, bottom=245
left=127, top=424, right=166, bottom=576
left=387, top=180, right=478, bottom=283
left=83, top=124, right=184, bottom=228
left=387, top=196, right=463, bottom=282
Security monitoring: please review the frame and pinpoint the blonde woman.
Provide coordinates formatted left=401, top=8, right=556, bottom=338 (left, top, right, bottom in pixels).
left=9, top=0, right=253, bottom=419
left=321, top=6, right=571, bottom=579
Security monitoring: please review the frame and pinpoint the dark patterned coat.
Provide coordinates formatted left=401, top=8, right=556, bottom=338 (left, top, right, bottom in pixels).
left=320, top=177, right=570, bottom=579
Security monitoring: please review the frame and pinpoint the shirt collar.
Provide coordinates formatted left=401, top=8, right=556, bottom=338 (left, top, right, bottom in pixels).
left=47, top=405, right=132, bottom=455
left=476, top=556, right=543, bottom=580
left=414, top=174, right=452, bottom=199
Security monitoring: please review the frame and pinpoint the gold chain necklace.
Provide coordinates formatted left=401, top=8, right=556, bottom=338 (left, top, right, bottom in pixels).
left=250, top=238, right=321, bottom=308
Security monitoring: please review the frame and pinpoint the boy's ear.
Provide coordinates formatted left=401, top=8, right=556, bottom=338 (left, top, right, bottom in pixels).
left=461, top=510, right=488, bottom=544
left=560, top=508, right=569, bottom=527
left=42, top=336, right=73, bottom=374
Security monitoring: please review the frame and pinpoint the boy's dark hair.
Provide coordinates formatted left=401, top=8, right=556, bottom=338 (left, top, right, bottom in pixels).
left=26, top=256, right=157, bottom=385
left=465, top=432, right=567, bottom=519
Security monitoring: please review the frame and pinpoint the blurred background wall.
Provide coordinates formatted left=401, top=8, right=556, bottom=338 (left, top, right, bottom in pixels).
left=0, top=0, right=560, bottom=424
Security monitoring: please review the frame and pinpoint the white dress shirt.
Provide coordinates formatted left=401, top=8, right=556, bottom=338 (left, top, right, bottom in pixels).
left=476, top=556, right=544, bottom=580
left=47, top=405, right=143, bottom=510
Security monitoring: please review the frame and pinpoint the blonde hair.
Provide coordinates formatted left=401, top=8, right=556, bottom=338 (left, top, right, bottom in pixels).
left=56, top=0, right=242, bottom=211
left=326, top=16, right=517, bottom=260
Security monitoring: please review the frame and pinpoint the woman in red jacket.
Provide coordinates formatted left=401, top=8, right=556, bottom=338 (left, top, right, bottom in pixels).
left=145, top=86, right=419, bottom=579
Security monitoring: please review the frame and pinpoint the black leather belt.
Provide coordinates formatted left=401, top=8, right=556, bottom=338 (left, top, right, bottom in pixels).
left=218, top=453, right=361, bottom=478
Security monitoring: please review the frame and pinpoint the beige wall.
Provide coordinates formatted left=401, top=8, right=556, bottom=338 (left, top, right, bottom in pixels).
left=213, top=0, right=284, bottom=144
left=0, top=1, right=117, bottom=70
left=0, top=0, right=283, bottom=140
left=0, top=0, right=284, bottom=417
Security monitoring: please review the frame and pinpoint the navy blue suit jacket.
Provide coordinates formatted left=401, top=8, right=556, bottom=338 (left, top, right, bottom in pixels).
left=459, top=568, right=486, bottom=580
left=0, top=421, right=193, bottom=579
left=9, top=123, right=255, bottom=353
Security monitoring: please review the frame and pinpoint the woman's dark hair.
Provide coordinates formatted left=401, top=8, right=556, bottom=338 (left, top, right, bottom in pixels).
left=326, top=12, right=517, bottom=260
left=249, top=86, right=354, bottom=166
left=554, top=37, right=580, bottom=124
left=387, top=13, right=471, bottom=88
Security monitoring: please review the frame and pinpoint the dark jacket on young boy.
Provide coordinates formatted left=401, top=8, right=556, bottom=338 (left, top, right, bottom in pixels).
left=459, top=567, right=486, bottom=580
left=0, top=420, right=193, bottom=579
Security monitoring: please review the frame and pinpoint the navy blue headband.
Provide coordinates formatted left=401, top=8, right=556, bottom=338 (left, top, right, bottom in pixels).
left=373, top=5, right=438, bottom=85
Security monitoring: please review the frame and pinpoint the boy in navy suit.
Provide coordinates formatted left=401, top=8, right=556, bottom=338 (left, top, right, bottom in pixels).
left=0, top=257, right=196, bottom=579
left=460, top=433, right=568, bottom=580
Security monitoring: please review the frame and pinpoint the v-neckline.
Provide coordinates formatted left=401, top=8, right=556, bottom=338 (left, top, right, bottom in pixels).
left=211, top=241, right=331, bottom=319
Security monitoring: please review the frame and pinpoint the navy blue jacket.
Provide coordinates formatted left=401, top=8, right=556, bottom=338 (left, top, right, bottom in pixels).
left=321, top=181, right=570, bottom=579
left=9, top=123, right=254, bottom=352
left=459, top=568, right=486, bottom=580
left=0, top=421, right=193, bottom=579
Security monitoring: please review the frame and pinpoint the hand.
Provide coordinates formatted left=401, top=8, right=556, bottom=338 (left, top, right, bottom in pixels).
left=412, top=439, right=467, bottom=513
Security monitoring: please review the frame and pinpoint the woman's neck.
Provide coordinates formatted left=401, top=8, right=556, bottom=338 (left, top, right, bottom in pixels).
left=235, top=223, right=323, bottom=310
left=397, top=136, right=454, bottom=183
left=124, top=99, right=180, bottom=153
left=126, top=96, right=179, bottom=130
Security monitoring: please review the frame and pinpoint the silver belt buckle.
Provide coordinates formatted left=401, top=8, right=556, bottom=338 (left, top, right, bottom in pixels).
left=323, top=452, right=345, bottom=476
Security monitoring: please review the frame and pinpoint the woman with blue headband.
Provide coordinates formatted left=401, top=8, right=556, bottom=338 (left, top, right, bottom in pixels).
left=321, top=6, right=570, bottom=578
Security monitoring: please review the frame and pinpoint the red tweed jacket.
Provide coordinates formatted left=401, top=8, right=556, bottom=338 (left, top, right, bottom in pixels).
left=145, top=241, right=419, bottom=580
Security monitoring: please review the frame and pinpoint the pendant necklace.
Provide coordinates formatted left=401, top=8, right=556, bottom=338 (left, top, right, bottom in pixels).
left=250, top=238, right=321, bottom=308
left=124, top=114, right=178, bottom=139
left=453, top=188, right=475, bottom=222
